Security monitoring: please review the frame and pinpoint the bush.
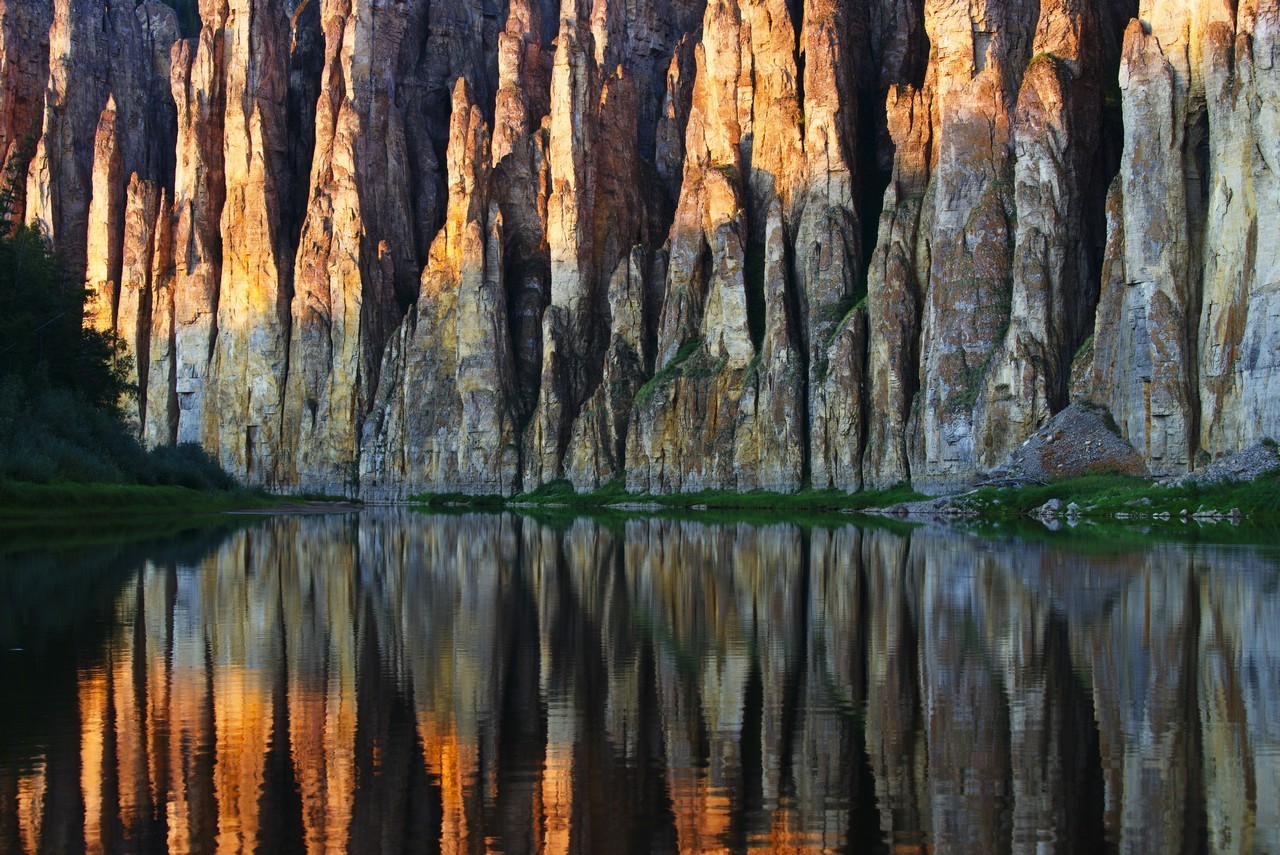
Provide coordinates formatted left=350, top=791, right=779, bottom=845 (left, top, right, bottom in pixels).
left=0, top=383, right=239, bottom=490
left=146, top=444, right=237, bottom=491
left=0, top=141, right=246, bottom=496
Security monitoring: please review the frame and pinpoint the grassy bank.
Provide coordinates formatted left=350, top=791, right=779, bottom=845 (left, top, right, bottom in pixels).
left=954, top=471, right=1280, bottom=521
left=412, top=478, right=929, bottom=515
left=409, top=470, right=1280, bottom=525
left=0, top=480, right=279, bottom=518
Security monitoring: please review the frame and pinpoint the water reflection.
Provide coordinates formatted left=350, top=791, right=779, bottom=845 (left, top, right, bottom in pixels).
left=1, top=512, right=1278, bottom=853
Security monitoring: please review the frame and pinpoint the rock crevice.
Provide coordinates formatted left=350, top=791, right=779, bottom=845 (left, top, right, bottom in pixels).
left=3, top=0, right=1276, bottom=496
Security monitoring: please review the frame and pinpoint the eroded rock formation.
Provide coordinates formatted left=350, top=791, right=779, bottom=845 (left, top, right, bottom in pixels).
left=359, top=80, right=521, bottom=499
left=3, top=0, right=1277, bottom=495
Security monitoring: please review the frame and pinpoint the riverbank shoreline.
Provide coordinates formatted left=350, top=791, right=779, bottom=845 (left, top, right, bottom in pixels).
left=0, top=481, right=361, bottom=519
left=3, top=466, right=1277, bottom=528
left=409, top=470, right=1280, bottom=525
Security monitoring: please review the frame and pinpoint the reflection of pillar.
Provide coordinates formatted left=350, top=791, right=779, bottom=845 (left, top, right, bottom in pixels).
left=399, top=514, right=513, bottom=852
left=167, top=564, right=218, bottom=853
left=1197, top=562, right=1280, bottom=854
left=978, top=559, right=1055, bottom=855
left=921, top=541, right=1010, bottom=854
left=526, top=522, right=584, bottom=855
left=657, top=649, right=736, bottom=854
left=114, top=570, right=157, bottom=843
left=142, top=563, right=175, bottom=846
left=540, top=703, right=579, bottom=855
left=78, top=563, right=179, bottom=851
left=417, top=717, right=476, bottom=853
left=862, top=529, right=929, bottom=847
left=1198, top=574, right=1253, bottom=854
left=80, top=667, right=110, bottom=854
left=1082, top=553, right=1201, bottom=854
left=283, top=519, right=357, bottom=855
left=628, top=519, right=754, bottom=853
left=565, top=520, right=641, bottom=764
left=11, top=761, right=47, bottom=854
left=1240, top=577, right=1280, bottom=855
left=798, top=527, right=866, bottom=850
left=346, top=609, right=420, bottom=850
left=978, top=552, right=1105, bottom=853
left=211, top=667, right=270, bottom=852
left=737, top=523, right=804, bottom=816
left=205, top=527, right=286, bottom=854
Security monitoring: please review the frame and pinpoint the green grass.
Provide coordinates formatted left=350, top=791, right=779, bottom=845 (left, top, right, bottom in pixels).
left=407, top=466, right=1280, bottom=534
left=411, top=490, right=509, bottom=509
left=957, top=470, right=1280, bottom=521
left=633, top=337, right=704, bottom=408
left=0, top=480, right=279, bottom=518
left=286, top=491, right=364, bottom=504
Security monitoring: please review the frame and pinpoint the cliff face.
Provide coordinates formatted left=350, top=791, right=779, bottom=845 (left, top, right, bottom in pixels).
left=3, top=0, right=1278, bottom=495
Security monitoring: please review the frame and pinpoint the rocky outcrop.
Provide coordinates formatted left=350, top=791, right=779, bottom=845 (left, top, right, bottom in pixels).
left=1197, top=6, right=1280, bottom=457
left=0, top=0, right=51, bottom=218
left=166, top=15, right=225, bottom=449
left=359, top=81, right=521, bottom=499
left=114, top=176, right=164, bottom=435
left=492, top=0, right=549, bottom=164
left=565, top=247, right=654, bottom=491
left=203, top=0, right=310, bottom=483
left=521, top=18, right=603, bottom=488
left=797, top=0, right=865, bottom=492
left=863, top=84, right=931, bottom=490
left=523, top=13, right=668, bottom=489
left=3, top=0, right=1274, bottom=496
left=626, top=0, right=806, bottom=494
left=144, top=187, right=176, bottom=448
left=654, top=35, right=695, bottom=203
left=280, top=0, right=431, bottom=492
left=1086, top=4, right=1280, bottom=476
left=988, top=401, right=1149, bottom=483
left=24, top=0, right=176, bottom=281
left=1089, top=19, right=1199, bottom=476
left=976, top=0, right=1109, bottom=471
left=910, top=0, right=1038, bottom=490
left=83, top=99, right=125, bottom=333
left=810, top=305, right=867, bottom=491
left=735, top=199, right=806, bottom=492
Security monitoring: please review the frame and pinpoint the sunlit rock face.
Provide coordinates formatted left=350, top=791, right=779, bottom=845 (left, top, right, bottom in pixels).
left=359, top=80, right=522, bottom=500
left=1088, top=2, right=1280, bottom=474
left=4, top=0, right=1279, bottom=494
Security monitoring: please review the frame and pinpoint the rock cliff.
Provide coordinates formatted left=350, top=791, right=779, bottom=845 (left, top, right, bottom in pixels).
left=3, top=0, right=1277, bottom=495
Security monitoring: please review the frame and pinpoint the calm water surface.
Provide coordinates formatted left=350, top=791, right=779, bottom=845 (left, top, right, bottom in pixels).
left=1, top=510, right=1278, bottom=853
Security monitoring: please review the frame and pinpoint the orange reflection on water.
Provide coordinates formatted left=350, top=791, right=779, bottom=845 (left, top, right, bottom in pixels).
left=1, top=513, right=1278, bottom=853
left=418, top=714, right=484, bottom=854
left=14, top=759, right=46, bottom=855
left=79, top=667, right=108, bottom=854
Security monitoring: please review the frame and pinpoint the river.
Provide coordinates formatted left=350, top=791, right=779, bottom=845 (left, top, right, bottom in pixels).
left=1, top=509, right=1277, bottom=853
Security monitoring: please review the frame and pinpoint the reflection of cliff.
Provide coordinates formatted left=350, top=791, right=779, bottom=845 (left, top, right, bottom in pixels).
left=2, top=513, right=1279, bottom=852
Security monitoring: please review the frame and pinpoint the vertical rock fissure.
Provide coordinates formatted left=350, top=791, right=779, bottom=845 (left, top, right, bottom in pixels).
left=4, top=0, right=1275, bottom=495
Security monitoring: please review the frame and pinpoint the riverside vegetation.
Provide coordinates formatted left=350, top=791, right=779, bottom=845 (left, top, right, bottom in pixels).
left=0, top=170, right=263, bottom=515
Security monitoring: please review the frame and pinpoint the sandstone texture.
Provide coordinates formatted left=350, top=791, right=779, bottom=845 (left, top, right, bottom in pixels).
left=2, top=0, right=1277, bottom=497
left=0, top=0, right=50, bottom=208
left=359, top=80, right=521, bottom=500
